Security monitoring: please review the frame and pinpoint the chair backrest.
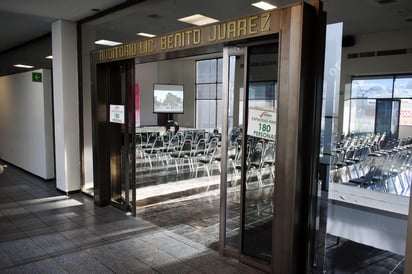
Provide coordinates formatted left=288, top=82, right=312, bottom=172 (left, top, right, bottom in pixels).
left=364, top=165, right=377, bottom=182
left=150, top=137, right=164, bottom=153
left=193, top=138, right=207, bottom=156
left=228, top=145, right=238, bottom=160
left=248, top=144, right=263, bottom=167
left=262, top=142, right=276, bottom=164
left=207, top=137, right=219, bottom=154
left=179, top=139, right=192, bottom=154
left=147, top=132, right=158, bottom=144
left=136, top=134, right=143, bottom=148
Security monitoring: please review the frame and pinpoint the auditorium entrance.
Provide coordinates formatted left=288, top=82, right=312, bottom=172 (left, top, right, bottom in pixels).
left=90, top=3, right=326, bottom=273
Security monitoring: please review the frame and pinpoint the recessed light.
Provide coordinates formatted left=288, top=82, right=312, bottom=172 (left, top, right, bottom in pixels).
left=137, top=32, right=156, bottom=38
left=45, top=55, right=53, bottom=59
left=91, top=8, right=100, bottom=12
left=94, top=39, right=122, bottom=46
left=178, top=14, right=219, bottom=26
left=14, top=64, right=34, bottom=69
left=252, top=1, right=277, bottom=10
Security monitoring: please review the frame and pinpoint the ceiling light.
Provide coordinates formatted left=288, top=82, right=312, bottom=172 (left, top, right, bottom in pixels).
left=178, top=14, right=219, bottom=26
left=137, top=32, right=156, bottom=38
left=252, top=1, right=277, bottom=10
left=94, top=39, right=122, bottom=46
left=45, top=55, right=53, bottom=59
left=14, top=64, right=34, bottom=69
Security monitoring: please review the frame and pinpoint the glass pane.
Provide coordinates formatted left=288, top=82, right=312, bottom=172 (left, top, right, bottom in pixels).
left=217, top=58, right=223, bottom=83
left=394, top=76, right=412, bottom=98
left=225, top=53, right=244, bottom=250
left=196, top=100, right=216, bottom=132
left=197, top=59, right=217, bottom=83
left=216, top=100, right=223, bottom=133
left=243, top=43, right=278, bottom=262
left=197, top=84, right=217, bottom=99
left=351, top=77, right=393, bottom=98
left=217, top=83, right=222, bottom=100
left=349, top=99, right=376, bottom=135
left=342, top=100, right=350, bottom=135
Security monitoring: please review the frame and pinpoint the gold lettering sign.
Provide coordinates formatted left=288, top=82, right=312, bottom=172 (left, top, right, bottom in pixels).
left=97, top=11, right=275, bottom=62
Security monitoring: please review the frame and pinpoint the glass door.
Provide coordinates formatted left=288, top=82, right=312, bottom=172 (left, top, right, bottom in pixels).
left=221, top=46, right=246, bottom=253
left=108, top=61, right=136, bottom=215
left=221, top=41, right=278, bottom=268
left=375, top=99, right=400, bottom=139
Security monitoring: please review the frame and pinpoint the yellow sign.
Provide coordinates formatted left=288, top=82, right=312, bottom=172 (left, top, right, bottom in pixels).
left=97, top=11, right=276, bottom=62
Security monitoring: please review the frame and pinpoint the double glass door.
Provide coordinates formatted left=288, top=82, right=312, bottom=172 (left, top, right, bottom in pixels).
left=221, top=41, right=278, bottom=267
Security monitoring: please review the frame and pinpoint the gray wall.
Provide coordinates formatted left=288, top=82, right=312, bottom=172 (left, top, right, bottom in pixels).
left=136, top=59, right=196, bottom=128
left=0, top=69, right=55, bottom=179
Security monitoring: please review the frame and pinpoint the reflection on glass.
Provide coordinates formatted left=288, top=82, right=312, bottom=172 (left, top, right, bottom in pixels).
left=243, top=43, right=278, bottom=262
left=349, top=99, right=376, bottom=134
left=225, top=54, right=244, bottom=250
left=394, top=76, right=412, bottom=98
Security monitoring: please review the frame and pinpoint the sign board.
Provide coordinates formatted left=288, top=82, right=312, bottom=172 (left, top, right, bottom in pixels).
left=96, top=10, right=280, bottom=63
left=110, top=105, right=125, bottom=124
left=247, top=109, right=276, bottom=141
left=32, top=72, right=42, bottom=82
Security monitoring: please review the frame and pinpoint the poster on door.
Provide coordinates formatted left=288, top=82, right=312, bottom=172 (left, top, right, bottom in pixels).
left=247, top=108, right=277, bottom=141
left=110, top=104, right=125, bottom=124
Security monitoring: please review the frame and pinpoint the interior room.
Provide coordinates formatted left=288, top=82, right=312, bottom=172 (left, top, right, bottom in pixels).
left=1, top=0, right=412, bottom=273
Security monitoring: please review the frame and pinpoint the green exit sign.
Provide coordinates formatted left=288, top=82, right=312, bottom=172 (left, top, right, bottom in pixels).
left=32, top=72, right=42, bottom=82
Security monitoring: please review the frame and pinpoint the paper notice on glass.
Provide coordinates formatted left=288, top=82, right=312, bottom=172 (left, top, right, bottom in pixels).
left=110, top=105, right=125, bottom=124
left=247, top=109, right=277, bottom=141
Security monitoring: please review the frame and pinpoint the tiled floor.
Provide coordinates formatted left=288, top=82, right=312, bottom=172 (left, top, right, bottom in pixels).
left=0, top=165, right=263, bottom=274
left=0, top=165, right=406, bottom=273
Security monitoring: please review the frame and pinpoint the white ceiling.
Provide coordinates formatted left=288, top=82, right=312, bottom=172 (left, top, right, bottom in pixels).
left=0, top=0, right=411, bottom=74
left=0, top=0, right=127, bottom=52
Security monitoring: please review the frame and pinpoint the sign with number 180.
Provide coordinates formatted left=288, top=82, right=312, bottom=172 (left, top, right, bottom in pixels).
left=247, top=108, right=277, bottom=141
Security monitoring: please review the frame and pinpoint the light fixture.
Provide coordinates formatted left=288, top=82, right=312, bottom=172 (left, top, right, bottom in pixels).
left=14, top=64, right=34, bottom=69
left=94, top=39, right=122, bottom=46
left=137, top=32, right=156, bottom=38
left=178, top=14, right=219, bottom=26
left=45, top=55, right=53, bottom=59
left=252, top=1, right=277, bottom=10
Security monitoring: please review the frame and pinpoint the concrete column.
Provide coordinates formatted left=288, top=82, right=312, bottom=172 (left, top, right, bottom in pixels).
left=52, top=20, right=81, bottom=192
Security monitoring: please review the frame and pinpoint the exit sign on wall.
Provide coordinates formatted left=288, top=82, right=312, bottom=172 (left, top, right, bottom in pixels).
left=32, top=72, right=42, bottom=82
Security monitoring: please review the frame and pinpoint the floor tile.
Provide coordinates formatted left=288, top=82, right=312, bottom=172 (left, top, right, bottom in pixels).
left=54, top=251, right=113, bottom=274
left=0, top=238, right=46, bottom=264
left=87, top=244, right=152, bottom=274
left=31, top=232, right=78, bottom=255
left=60, top=227, right=105, bottom=248
left=0, top=248, right=14, bottom=269
left=0, top=266, right=23, bottom=274
left=18, top=258, right=68, bottom=274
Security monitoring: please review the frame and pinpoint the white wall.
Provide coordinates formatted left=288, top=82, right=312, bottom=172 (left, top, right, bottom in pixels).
left=136, top=59, right=196, bottom=127
left=340, top=29, right=412, bottom=89
left=0, top=69, right=55, bottom=179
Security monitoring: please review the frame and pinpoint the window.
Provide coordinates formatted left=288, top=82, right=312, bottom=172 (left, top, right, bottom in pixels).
left=394, top=76, right=412, bottom=98
left=346, top=75, right=412, bottom=135
left=351, top=76, right=393, bottom=98
left=196, top=58, right=223, bottom=132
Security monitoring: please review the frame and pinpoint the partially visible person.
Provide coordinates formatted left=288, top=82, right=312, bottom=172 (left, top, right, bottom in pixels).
left=0, top=164, right=6, bottom=174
